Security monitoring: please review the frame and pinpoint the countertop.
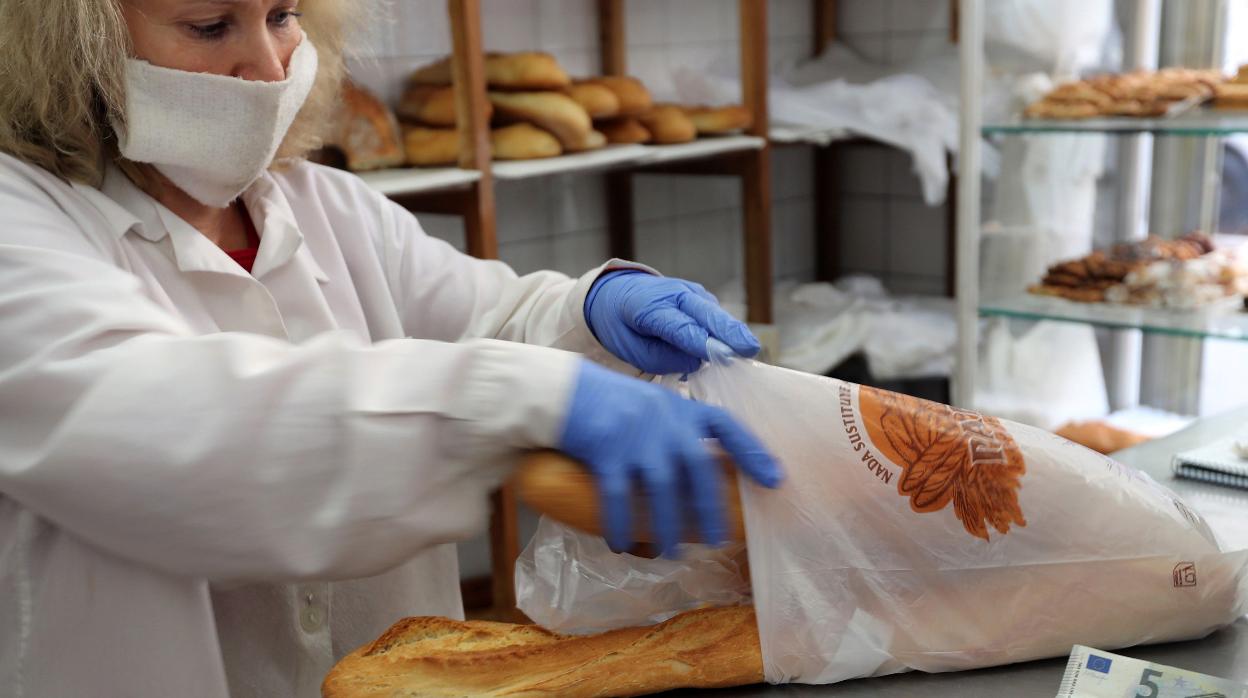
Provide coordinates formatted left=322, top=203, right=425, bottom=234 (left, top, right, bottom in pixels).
left=673, top=405, right=1248, bottom=696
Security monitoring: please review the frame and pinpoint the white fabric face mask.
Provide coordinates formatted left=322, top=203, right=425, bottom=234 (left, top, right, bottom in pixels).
left=113, top=34, right=319, bottom=208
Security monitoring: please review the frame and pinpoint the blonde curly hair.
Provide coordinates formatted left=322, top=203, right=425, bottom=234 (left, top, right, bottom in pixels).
left=0, top=0, right=353, bottom=187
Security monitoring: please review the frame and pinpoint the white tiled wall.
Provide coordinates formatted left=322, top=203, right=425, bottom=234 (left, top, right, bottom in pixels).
left=829, top=0, right=955, bottom=293
left=343, top=0, right=953, bottom=580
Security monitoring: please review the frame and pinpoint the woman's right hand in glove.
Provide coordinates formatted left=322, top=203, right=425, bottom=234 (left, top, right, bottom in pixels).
left=556, top=359, right=783, bottom=557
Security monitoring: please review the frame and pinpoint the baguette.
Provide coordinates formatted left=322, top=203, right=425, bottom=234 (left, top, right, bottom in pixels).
left=562, top=82, right=622, bottom=119
left=489, top=91, right=592, bottom=150
left=332, top=81, right=406, bottom=171
left=597, top=117, right=652, bottom=144
left=513, top=451, right=746, bottom=543
left=576, top=76, right=653, bottom=116
left=637, top=105, right=697, bottom=144
left=321, top=606, right=763, bottom=698
left=409, top=52, right=571, bottom=90
left=403, top=124, right=564, bottom=166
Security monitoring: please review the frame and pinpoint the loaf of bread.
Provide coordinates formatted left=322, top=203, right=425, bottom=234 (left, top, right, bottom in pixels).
left=638, top=105, right=697, bottom=144
left=331, top=81, right=406, bottom=172
left=396, top=84, right=494, bottom=127
left=597, top=117, right=652, bottom=144
left=321, top=606, right=763, bottom=698
left=577, top=76, right=653, bottom=115
left=513, top=451, right=746, bottom=543
left=409, top=52, right=571, bottom=90
left=489, top=91, right=592, bottom=150
left=562, top=82, right=621, bottom=119
left=402, top=123, right=564, bottom=166
left=679, top=104, right=754, bottom=134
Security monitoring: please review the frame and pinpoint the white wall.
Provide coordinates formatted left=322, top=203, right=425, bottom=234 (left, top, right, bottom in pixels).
left=343, top=0, right=955, bottom=581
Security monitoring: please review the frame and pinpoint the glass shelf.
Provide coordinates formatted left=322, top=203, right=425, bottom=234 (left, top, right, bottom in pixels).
left=983, top=108, right=1248, bottom=136
left=979, top=294, right=1248, bottom=342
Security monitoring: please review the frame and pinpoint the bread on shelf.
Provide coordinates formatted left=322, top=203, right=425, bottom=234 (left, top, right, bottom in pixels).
left=488, top=91, right=595, bottom=151
left=402, top=123, right=564, bottom=166
left=321, top=606, right=763, bottom=698
left=576, top=75, right=654, bottom=116
left=409, top=51, right=571, bottom=90
left=396, top=84, right=494, bottom=127
left=678, top=104, right=754, bottom=135
left=562, top=82, right=622, bottom=119
left=401, top=126, right=460, bottom=167
left=493, top=123, right=563, bottom=160
left=597, top=117, right=652, bottom=144
left=637, top=105, right=697, bottom=144
left=330, top=81, right=406, bottom=172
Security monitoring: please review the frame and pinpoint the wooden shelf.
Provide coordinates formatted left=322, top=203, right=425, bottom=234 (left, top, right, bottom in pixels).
left=357, top=167, right=481, bottom=197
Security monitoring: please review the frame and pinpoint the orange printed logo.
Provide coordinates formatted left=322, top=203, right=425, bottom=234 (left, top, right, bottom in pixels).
left=858, top=386, right=1027, bottom=540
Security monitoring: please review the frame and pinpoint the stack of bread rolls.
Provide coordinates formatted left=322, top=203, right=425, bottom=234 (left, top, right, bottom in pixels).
left=329, top=52, right=757, bottom=171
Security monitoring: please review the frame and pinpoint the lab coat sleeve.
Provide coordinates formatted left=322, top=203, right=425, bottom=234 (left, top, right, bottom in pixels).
left=0, top=170, right=579, bottom=584
left=334, top=171, right=651, bottom=375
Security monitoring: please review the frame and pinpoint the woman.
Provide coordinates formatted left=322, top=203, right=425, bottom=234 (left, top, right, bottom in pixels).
left=0, top=0, right=781, bottom=695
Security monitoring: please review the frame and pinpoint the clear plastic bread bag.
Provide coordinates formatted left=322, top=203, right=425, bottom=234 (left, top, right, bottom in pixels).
left=516, top=359, right=1248, bottom=684
left=514, top=516, right=750, bottom=635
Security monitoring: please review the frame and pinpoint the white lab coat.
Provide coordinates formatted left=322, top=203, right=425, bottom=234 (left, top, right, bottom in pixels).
left=0, top=153, right=639, bottom=698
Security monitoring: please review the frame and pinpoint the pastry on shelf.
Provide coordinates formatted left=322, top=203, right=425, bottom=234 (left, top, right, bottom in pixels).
left=561, top=82, right=621, bottom=119
left=408, top=51, right=571, bottom=90
left=328, top=80, right=406, bottom=172
left=488, top=91, right=596, bottom=151
left=1025, top=232, right=1246, bottom=308
left=677, top=104, right=754, bottom=135
left=396, top=84, right=493, bottom=127
left=1023, top=99, right=1101, bottom=120
left=1023, top=67, right=1227, bottom=120
left=321, top=606, right=763, bottom=698
left=597, top=117, right=652, bottom=144
left=402, top=123, right=563, bottom=166
left=637, top=105, right=697, bottom=144
left=575, top=75, right=654, bottom=116
left=1214, top=65, right=1248, bottom=109
left=1215, top=83, right=1248, bottom=110
left=1055, top=421, right=1152, bottom=455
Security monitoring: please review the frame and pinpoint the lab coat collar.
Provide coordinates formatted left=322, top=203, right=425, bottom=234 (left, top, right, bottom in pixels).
left=99, top=166, right=328, bottom=284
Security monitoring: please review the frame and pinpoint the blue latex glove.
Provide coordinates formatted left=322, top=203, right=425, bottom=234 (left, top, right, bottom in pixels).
left=558, top=360, right=783, bottom=556
left=585, top=271, right=761, bottom=374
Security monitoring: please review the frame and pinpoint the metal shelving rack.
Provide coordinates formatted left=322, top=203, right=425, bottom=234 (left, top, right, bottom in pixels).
left=954, top=0, right=1248, bottom=409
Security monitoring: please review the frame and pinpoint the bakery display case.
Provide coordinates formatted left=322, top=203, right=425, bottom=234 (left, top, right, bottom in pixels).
left=955, top=0, right=1248, bottom=416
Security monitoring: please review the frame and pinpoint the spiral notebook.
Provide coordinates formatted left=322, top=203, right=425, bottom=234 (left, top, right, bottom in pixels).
left=1171, top=436, right=1248, bottom=491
